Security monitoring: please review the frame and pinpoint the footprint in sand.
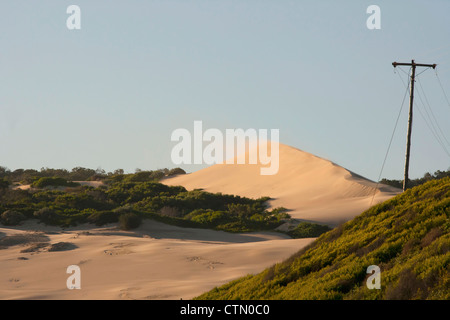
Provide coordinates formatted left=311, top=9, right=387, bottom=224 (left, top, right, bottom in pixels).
left=19, top=242, right=77, bottom=254
left=186, top=256, right=224, bottom=270
left=144, top=294, right=174, bottom=299
left=187, top=256, right=202, bottom=262
left=206, top=261, right=224, bottom=270
left=103, top=243, right=135, bottom=256
left=78, top=259, right=91, bottom=265
left=119, top=287, right=141, bottom=299
left=120, top=286, right=174, bottom=300
left=72, top=231, right=92, bottom=239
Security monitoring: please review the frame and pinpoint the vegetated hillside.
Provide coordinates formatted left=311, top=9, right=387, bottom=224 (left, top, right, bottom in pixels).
left=197, top=177, right=450, bottom=300
left=0, top=171, right=294, bottom=233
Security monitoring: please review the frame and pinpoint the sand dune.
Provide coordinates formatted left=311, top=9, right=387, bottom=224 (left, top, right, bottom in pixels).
left=163, top=143, right=401, bottom=226
left=0, top=220, right=314, bottom=300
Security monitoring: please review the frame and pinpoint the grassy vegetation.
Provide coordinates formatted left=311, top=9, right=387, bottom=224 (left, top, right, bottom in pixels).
left=380, top=168, right=449, bottom=189
left=0, top=170, right=290, bottom=233
left=31, top=177, right=80, bottom=188
left=0, top=166, right=187, bottom=185
left=196, top=177, right=450, bottom=300
left=287, top=222, right=332, bottom=238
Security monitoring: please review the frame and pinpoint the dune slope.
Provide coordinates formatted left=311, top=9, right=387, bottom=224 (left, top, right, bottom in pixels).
left=163, top=143, right=400, bottom=226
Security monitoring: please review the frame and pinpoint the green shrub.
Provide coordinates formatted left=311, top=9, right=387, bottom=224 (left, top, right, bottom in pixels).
left=287, top=222, right=332, bottom=238
left=167, top=168, right=186, bottom=176
left=123, top=170, right=166, bottom=183
left=113, top=205, right=134, bottom=214
left=33, top=207, right=60, bottom=224
left=87, top=211, right=119, bottom=226
left=385, top=269, right=426, bottom=300
left=32, top=177, right=79, bottom=188
left=119, top=212, right=142, bottom=230
left=186, top=209, right=227, bottom=225
left=1, top=210, right=26, bottom=226
left=374, top=241, right=403, bottom=263
left=0, top=178, right=10, bottom=189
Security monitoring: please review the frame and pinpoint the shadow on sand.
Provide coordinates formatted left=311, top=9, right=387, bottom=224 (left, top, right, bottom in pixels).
left=84, top=220, right=291, bottom=244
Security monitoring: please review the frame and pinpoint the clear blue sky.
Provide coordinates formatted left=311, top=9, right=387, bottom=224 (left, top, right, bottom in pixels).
left=1, top=0, right=450, bottom=181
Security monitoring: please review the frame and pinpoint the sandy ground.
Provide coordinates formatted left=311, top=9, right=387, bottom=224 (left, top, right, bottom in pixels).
left=163, top=143, right=401, bottom=227
left=73, top=181, right=105, bottom=188
left=12, top=181, right=104, bottom=191
left=0, top=220, right=314, bottom=300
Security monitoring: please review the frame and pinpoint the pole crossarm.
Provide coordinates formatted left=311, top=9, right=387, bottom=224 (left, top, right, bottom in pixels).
left=393, top=61, right=437, bottom=69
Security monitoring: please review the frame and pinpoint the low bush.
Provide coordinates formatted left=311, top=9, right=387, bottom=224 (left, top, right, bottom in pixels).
left=1, top=210, right=26, bottom=226
left=32, top=177, right=79, bottom=189
left=0, top=178, right=10, bottom=189
left=287, top=222, right=332, bottom=238
left=119, top=212, right=142, bottom=230
left=33, top=207, right=60, bottom=225
left=87, top=211, right=119, bottom=226
left=167, top=168, right=186, bottom=176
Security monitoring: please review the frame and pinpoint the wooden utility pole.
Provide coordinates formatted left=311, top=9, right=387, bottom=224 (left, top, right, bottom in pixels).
left=392, top=60, right=437, bottom=191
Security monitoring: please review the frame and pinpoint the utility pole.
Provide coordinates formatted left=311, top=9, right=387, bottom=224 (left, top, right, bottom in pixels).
left=392, top=60, right=437, bottom=191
